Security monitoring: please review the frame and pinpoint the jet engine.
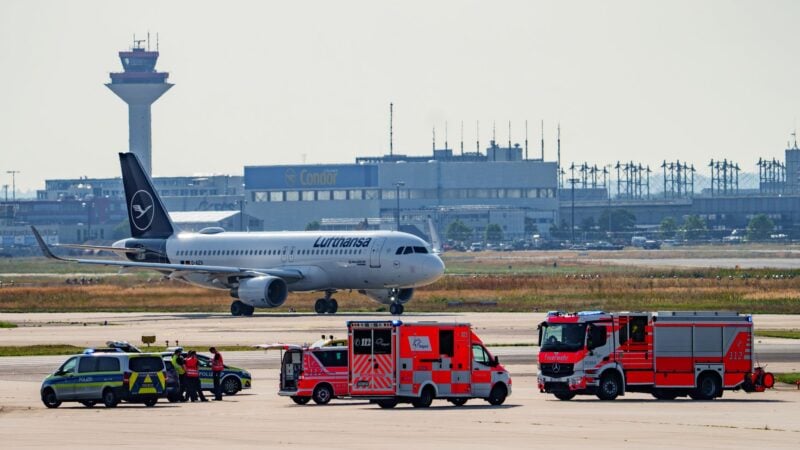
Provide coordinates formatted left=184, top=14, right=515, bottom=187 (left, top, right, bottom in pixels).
left=359, top=288, right=414, bottom=305
left=231, top=276, right=288, bottom=308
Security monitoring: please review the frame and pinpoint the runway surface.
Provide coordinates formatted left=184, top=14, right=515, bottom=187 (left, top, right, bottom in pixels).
left=1, top=312, right=799, bottom=448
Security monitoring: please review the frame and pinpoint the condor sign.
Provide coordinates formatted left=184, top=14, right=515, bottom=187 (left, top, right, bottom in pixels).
left=244, top=164, right=379, bottom=190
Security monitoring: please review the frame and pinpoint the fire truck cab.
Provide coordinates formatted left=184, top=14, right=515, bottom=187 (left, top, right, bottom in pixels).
left=348, top=320, right=512, bottom=408
left=537, top=311, right=774, bottom=401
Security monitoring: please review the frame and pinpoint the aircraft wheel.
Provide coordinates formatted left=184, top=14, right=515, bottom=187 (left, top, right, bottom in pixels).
left=242, top=304, right=255, bottom=316
left=230, top=301, right=246, bottom=316
left=327, top=299, right=338, bottom=314
left=314, top=299, right=327, bottom=314
left=389, top=303, right=404, bottom=315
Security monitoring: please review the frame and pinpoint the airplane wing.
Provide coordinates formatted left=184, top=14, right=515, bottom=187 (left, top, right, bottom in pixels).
left=31, top=226, right=304, bottom=282
left=254, top=343, right=303, bottom=351
left=54, top=243, right=148, bottom=255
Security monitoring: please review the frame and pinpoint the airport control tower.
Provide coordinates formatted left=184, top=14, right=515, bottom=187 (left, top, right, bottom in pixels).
left=106, top=37, right=173, bottom=175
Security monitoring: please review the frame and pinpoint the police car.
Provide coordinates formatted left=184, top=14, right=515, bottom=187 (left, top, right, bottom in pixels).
left=162, top=350, right=252, bottom=396
left=41, top=352, right=167, bottom=408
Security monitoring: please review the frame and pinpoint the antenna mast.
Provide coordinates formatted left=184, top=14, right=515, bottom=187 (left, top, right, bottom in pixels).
left=540, top=119, right=544, bottom=160
left=389, top=102, right=393, bottom=156
left=460, top=121, right=464, bottom=155
left=525, top=120, right=529, bottom=160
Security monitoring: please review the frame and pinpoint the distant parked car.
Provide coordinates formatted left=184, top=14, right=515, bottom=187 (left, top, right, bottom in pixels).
left=642, top=240, right=661, bottom=249
left=469, top=242, right=484, bottom=252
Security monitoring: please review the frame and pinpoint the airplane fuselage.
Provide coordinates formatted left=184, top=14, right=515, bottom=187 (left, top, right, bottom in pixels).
left=118, top=229, right=444, bottom=292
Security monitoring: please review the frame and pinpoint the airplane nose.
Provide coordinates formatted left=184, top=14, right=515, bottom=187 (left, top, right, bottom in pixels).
left=428, top=256, right=445, bottom=280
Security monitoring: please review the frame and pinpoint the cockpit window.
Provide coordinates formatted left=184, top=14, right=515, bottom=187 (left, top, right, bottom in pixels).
left=396, top=247, right=405, bottom=255
left=403, top=246, right=413, bottom=255
left=413, top=246, right=428, bottom=254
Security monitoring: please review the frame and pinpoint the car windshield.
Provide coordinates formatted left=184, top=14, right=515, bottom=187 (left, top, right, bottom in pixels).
left=540, top=323, right=587, bottom=351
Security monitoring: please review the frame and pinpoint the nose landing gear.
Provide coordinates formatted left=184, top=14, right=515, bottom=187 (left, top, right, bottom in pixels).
left=389, top=303, right=404, bottom=315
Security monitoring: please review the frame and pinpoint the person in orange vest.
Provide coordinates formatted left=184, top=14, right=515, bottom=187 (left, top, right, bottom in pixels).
left=184, top=350, right=207, bottom=402
left=210, top=347, right=224, bottom=401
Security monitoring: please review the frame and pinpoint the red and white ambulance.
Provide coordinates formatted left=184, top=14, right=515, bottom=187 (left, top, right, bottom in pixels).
left=347, top=320, right=512, bottom=408
left=537, top=311, right=775, bottom=401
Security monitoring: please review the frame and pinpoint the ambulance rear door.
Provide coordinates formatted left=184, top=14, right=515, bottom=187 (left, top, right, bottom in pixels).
left=349, top=323, right=396, bottom=395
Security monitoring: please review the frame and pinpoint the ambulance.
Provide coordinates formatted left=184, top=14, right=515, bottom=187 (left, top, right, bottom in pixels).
left=348, top=320, right=512, bottom=408
left=537, top=311, right=775, bottom=401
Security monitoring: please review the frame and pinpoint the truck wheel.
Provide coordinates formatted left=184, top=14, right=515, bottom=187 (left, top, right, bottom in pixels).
left=312, top=384, right=333, bottom=405
left=412, top=386, right=435, bottom=408
left=291, top=396, right=311, bottom=405
left=448, top=398, right=468, bottom=407
left=596, top=373, right=621, bottom=401
left=652, top=389, right=679, bottom=400
left=144, top=397, right=158, bottom=407
left=690, top=373, right=720, bottom=401
left=376, top=399, right=398, bottom=409
left=223, top=376, right=241, bottom=395
left=487, top=384, right=508, bottom=406
left=41, top=388, right=61, bottom=408
left=80, top=400, right=97, bottom=408
left=554, top=392, right=576, bottom=401
left=102, top=388, right=119, bottom=408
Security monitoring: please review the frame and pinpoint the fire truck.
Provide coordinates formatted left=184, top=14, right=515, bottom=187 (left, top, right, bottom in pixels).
left=347, top=320, right=512, bottom=408
left=537, top=311, right=775, bottom=401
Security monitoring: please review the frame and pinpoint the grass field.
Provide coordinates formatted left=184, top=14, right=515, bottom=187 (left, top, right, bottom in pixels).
left=754, top=330, right=800, bottom=339
left=0, top=344, right=265, bottom=357
left=1, top=256, right=799, bottom=313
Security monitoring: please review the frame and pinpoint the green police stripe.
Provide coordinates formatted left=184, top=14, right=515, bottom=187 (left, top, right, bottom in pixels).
left=49, top=382, right=124, bottom=389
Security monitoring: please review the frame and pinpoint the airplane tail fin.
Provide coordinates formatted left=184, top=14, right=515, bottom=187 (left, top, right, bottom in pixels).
left=119, top=152, right=175, bottom=239
left=427, top=216, right=442, bottom=254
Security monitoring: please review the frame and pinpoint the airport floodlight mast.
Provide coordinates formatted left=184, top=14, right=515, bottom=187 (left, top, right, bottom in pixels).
left=709, top=159, right=740, bottom=197
left=394, top=181, right=405, bottom=231
left=567, top=177, right=579, bottom=243
left=2, top=185, right=8, bottom=202
left=6, top=170, right=19, bottom=202
left=758, top=157, right=786, bottom=194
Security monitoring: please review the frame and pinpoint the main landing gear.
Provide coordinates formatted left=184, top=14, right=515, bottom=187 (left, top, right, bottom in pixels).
left=389, top=303, right=404, bottom=315
left=230, top=300, right=255, bottom=317
left=314, top=291, right=338, bottom=314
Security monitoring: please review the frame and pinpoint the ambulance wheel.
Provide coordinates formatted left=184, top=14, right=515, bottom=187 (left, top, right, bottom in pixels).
left=242, top=304, right=255, bottom=316
left=223, top=376, right=241, bottom=395
left=230, top=301, right=246, bottom=316
left=376, top=399, right=398, bottom=409
left=102, top=388, right=119, bottom=408
left=80, top=400, right=97, bottom=408
left=487, top=384, right=508, bottom=406
left=327, top=299, right=338, bottom=314
left=389, top=303, right=404, bottom=315
left=596, top=373, right=622, bottom=401
left=412, top=386, right=435, bottom=408
left=312, top=384, right=333, bottom=405
left=690, top=373, right=720, bottom=401
left=314, top=299, right=327, bottom=314
left=144, top=397, right=158, bottom=407
left=291, top=396, right=311, bottom=405
left=41, top=388, right=61, bottom=408
left=554, top=392, right=576, bottom=401
left=652, top=389, right=679, bottom=400
left=448, top=398, right=468, bottom=407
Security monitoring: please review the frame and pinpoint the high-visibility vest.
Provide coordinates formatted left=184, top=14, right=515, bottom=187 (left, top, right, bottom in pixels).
left=184, top=356, right=199, bottom=377
left=211, top=353, right=224, bottom=372
left=172, top=354, right=186, bottom=375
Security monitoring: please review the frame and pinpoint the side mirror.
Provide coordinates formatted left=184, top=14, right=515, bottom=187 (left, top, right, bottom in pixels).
left=493, top=355, right=500, bottom=366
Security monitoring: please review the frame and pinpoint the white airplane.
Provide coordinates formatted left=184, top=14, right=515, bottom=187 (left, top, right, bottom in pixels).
left=32, top=153, right=445, bottom=316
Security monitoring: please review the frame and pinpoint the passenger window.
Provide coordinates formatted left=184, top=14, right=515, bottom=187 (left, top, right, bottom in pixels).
left=630, top=317, right=647, bottom=343
left=619, top=322, right=628, bottom=345
left=59, top=357, right=78, bottom=374
left=439, top=330, right=454, bottom=357
left=78, top=357, right=99, bottom=373
left=413, top=246, right=428, bottom=254
left=97, top=357, right=120, bottom=372
left=403, top=246, right=413, bottom=255
left=396, top=247, right=404, bottom=255
left=472, top=344, right=489, bottom=365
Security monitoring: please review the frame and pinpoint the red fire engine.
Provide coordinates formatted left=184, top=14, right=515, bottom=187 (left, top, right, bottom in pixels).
left=347, top=320, right=512, bottom=408
left=537, top=311, right=775, bottom=401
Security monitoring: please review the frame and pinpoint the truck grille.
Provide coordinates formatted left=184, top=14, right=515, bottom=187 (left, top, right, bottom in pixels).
left=540, top=363, right=574, bottom=377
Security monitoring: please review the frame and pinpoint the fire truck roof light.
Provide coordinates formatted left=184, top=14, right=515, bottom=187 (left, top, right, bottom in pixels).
left=392, top=320, right=403, bottom=326
left=747, top=315, right=752, bottom=322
